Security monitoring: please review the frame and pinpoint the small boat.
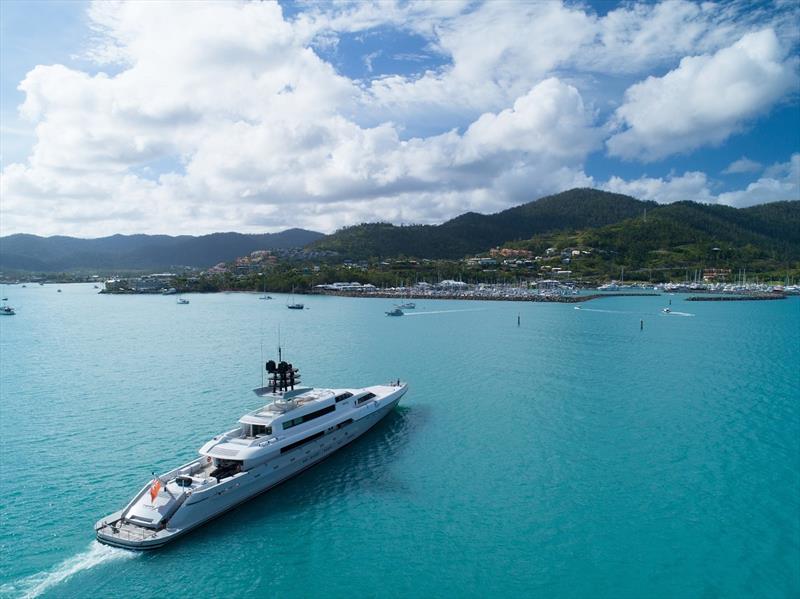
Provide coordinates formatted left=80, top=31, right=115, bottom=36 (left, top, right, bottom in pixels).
left=1, top=305, right=15, bottom=315
left=286, top=288, right=303, bottom=309
left=21, top=285, right=26, bottom=288
left=396, top=302, right=415, bottom=310
left=1, top=297, right=7, bottom=301
left=385, top=308, right=404, bottom=316
left=94, top=285, right=100, bottom=289
left=662, top=308, right=671, bottom=313
left=259, top=280, right=271, bottom=300
left=177, top=297, right=190, bottom=305
left=57, top=289, right=62, bottom=293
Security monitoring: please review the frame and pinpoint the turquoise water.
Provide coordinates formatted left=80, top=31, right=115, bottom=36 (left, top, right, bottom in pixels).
left=1, top=284, right=798, bottom=598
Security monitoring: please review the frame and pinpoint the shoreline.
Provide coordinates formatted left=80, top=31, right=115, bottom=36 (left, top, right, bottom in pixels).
left=91, top=287, right=792, bottom=302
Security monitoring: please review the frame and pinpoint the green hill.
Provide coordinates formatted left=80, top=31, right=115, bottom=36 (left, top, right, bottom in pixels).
left=311, top=188, right=653, bottom=259
left=509, top=200, right=800, bottom=279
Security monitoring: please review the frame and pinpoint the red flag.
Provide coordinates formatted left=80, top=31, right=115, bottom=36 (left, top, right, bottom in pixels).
left=150, top=479, right=162, bottom=502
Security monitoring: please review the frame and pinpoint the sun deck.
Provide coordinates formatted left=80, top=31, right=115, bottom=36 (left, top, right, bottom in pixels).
left=241, top=388, right=336, bottom=424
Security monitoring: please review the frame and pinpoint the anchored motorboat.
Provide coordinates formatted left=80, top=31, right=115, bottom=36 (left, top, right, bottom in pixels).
left=1, top=305, right=15, bottom=315
left=95, top=359, right=407, bottom=550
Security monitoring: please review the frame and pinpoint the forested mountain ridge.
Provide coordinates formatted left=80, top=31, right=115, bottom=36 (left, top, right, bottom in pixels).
left=507, top=199, right=800, bottom=276
left=311, top=188, right=655, bottom=259
left=0, top=229, right=324, bottom=271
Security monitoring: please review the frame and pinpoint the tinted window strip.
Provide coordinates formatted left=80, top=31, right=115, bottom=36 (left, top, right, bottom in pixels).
left=280, top=431, right=324, bottom=454
left=356, top=392, right=376, bottom=405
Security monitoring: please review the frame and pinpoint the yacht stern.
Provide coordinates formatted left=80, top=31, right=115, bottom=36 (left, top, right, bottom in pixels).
left=95, top=512, right=181, bottom=550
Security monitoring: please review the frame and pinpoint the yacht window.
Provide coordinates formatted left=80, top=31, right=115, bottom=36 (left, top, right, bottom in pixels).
left=335, top=392, right=353, bottom=402
left=251, top=424, right=271, bottom=437
left=282, top=404, right=335, bottom=430
left=356, top=392, right=376, bottom=405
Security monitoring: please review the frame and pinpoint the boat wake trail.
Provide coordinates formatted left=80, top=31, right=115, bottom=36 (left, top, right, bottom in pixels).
left=2, top=542, right=138, bottom=599
left=573, top=307, right=638, bottom=314
left=575, top=306, right=694, bottom=317
left=404, top=308, right=486, bottom=316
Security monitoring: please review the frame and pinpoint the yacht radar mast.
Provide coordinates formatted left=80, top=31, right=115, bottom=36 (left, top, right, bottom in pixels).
left=265, top=359, right=300, bottom=394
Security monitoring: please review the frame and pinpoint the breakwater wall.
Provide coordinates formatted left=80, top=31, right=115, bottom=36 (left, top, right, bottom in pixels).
left=312, top=291, right=659, bottom=303
left=685, top=294, right=787, bottom=302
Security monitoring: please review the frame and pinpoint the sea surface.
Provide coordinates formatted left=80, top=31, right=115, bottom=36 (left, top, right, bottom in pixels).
left=0, top=284, right=798, bottom=598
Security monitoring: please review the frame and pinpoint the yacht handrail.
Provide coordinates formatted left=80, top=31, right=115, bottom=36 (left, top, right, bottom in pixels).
left=209, top=427, right=243, bottom=443
left=118, top=456, right=207, bottom=521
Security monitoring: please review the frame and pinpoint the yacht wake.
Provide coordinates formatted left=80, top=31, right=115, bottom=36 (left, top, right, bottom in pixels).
left=573, top=307, right=638, bottom=314
left=403, top=308, right=486, bottom=316
left=2, top=542, right=138, bottom=599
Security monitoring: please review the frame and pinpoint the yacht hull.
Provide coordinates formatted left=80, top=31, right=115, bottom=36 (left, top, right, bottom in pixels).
left=96, top=391, right=404, bottom=550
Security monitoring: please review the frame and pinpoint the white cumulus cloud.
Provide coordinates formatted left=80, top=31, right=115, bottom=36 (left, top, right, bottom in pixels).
left=718, top=153, right=800, bottom=207
left=0, top=0, right=603, bottom=236
left=722, top=157, right=763, bottom=174
left=607, top=29, right=799, bottom=161
left=602, top=153, right=799, bottom=206
left=602, top=171, right=717, bottom=204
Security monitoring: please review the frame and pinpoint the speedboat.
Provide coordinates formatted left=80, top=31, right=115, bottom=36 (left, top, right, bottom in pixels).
left=1, top=305, right=15, bottom=315
left=95, top=359, right=407, bottom=550
left=177, top=298, right=190, bottom=305
left=662, top=308, right=671, bottom=313
left=386, top=308, right=404, bottom=316
left=259, top=295, right=272, bottom=300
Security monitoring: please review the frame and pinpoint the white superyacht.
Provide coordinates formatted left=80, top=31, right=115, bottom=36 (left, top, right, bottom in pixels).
left=95, top=358, right=407, bottom=549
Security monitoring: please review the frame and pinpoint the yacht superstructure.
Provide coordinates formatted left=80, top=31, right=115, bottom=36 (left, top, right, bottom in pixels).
left=95, top=360, right=407, bottom=550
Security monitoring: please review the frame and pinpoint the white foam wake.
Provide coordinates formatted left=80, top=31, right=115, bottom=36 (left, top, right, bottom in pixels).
left=573, top=307, right=634, bottom=314
left=404, top=308, right=486, bottom=316
left=2, top=542, right=138, bottom=599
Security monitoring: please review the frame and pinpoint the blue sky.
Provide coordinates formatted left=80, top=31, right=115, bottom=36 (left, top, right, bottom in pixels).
left=0, top=0, right=798, bottom=236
